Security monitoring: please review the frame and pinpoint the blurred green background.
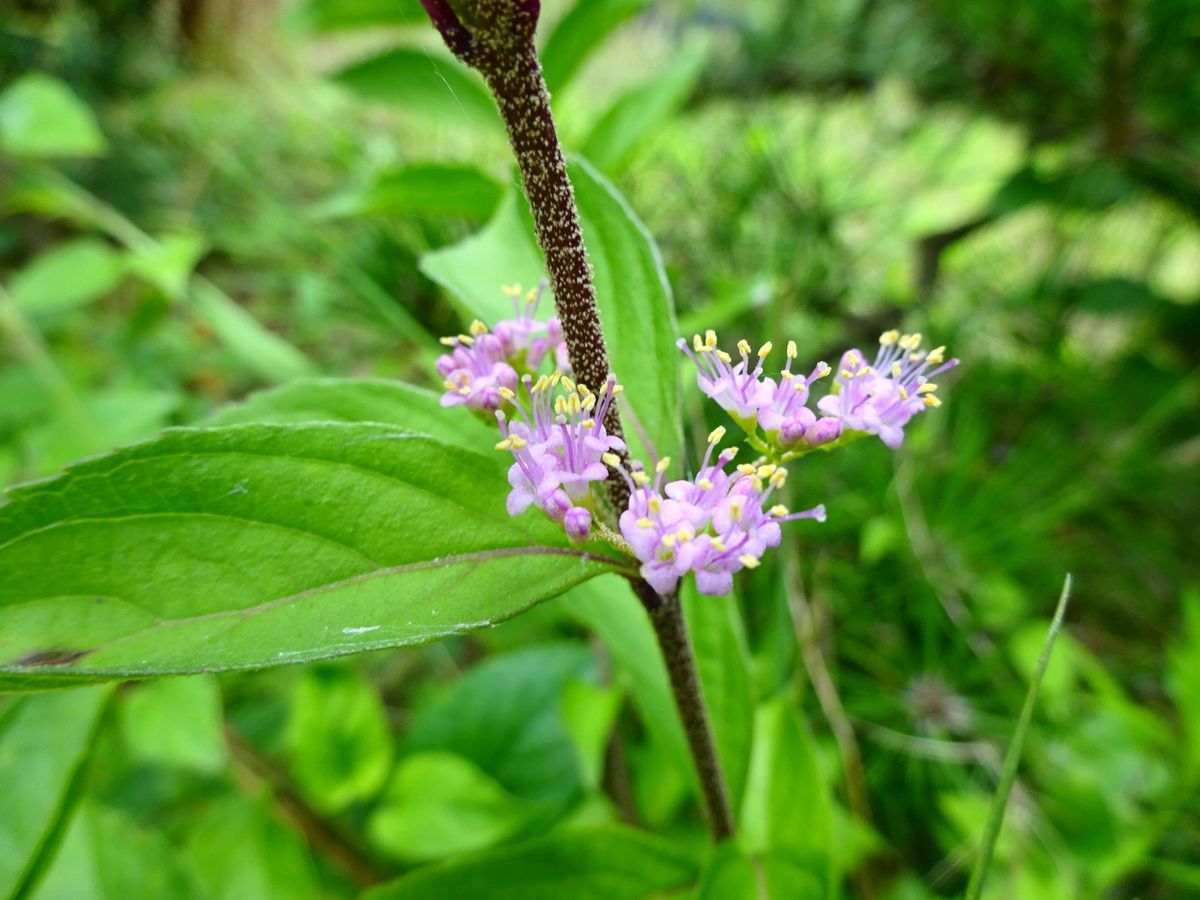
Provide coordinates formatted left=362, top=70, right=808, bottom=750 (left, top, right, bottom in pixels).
left=1, top=0, right=1198, bottom=897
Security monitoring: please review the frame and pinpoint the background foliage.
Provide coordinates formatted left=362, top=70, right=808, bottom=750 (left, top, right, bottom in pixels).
left=1, top=0, right=1198, bottom=897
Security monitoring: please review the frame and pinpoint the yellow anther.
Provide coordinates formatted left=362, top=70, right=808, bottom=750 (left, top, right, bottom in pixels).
left=439, top=336, right=459, bottom=346
left=656, top=457, right=671, bottom=474
left=577, top=383, right=592, bottom=397
left=722, top=446, right=739, bottom=459
left=729, top=501, right=744, bottom=521
left=794, top=382, right=807, bottom=392
left=840, top=370, right=853, bottom=380
left=509, top=435, right=527, bottom=449
left=739, top=554, right=760, bottom=569
left=737, top=464, right=757, bottom=475
left=612, top=384, right=624, bottom=395
left=898, top=334, right=914, bottom=350
left=758, top=341, right=773, bottom=358
left=550, top=370, right=563, bottom=385
left=918, top=382, right=938, bottom=393
left=469, top=319, right=488, bottom=335
left=708, top=426, right=727, bottom=444
left=498, top=386, right=516, bottom=400
left=769, top=504, right=789, bottom=517
left=769, top=469, right=787, bottom=488
left=648, top=495, right=661, bottom=513
left=756, top=464, right=777, bottom=479
left=501, top=283, right=522, bottom=297
left=582, top=420, right=596, bottom=429
left=662, top=534, right=677, bottom=548
left=637, top=517, right=655, bottom=529
left=581, top=395, right=596, bottom=412
left=457, top=334, right=475, bottom=346
left=698, top=478, right=714, bottom=490
left=909, top=352, right=925, bottom=362
left=923, top=395, right=942, bottom=408
left=526, top=288, right=538, bottom=303
left=554, top=396, right=566, bottom=415
left=847, top=351, right=861, bottom=367
left=633, top=471, right=650, bottom=487
left=782, top=370, right=794, bottom=380
left=816, top=363, right=832, bottom=378
left=880, top=329, right=900, bottom=345
left=856, top=366, right=872, bottom=377
left=675, top=528, right=691, bottom=542
left=711, top=538, right=727, bottom=552
left=705, top=329, right=718, bottom=348
left=443, top=379, right=458, bottom=391
left=891, top=362, right=903, bottom=378
left=927, top=346, right=946, bottom=364
left=909, top=333, right=922, bottom=349
left=567, top=394, right=582, bottom=415
left=717, top=351, right=733, bottom=363
left=787, top=339, right=798, bottom=359
left=898, top=387, right=909, bottom=400
left=561, top=376, right=576, bottom=393
left=495, top=438, right=512, bottom=451
left=532, top=375, right=549, bottom=392
left=737, top=339, right=752, bottom=356
left=693, top=334, right=705, bottom=352
left=458, top=387, right=471, bottom=396
left=602, top=452, right=621, bottom=467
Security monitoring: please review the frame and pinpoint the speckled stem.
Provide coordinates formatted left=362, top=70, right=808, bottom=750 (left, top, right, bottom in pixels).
left=633, top=582, right=736, bottom=841
left=422, top=2, right=734, bottom=842
left=420, top=0, right=629, bottom=512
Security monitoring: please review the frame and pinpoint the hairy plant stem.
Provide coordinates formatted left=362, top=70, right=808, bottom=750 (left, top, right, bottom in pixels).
left=634, top=582, right=736, bottom=841
left=421, top=0, right=735, bottom=842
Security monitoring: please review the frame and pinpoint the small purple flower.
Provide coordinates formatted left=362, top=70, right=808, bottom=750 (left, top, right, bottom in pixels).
left=677, top=331, right=775, bottom=425
left=436, top=329, right=518, bottom=412
left=817, top=331, right=958, bottom=448
left=614, top=428, right=824, bottom=596
left=493, top=283, right=568, bottom=372
left=756, top=340, right=841, bottom=449
left=494, top=372, right=625, bottom=542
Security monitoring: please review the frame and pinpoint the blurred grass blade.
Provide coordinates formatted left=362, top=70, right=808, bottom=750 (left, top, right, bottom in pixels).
left=965, top=574, right=1073, bottom=900
left=540, top=0, right=650, bottom=94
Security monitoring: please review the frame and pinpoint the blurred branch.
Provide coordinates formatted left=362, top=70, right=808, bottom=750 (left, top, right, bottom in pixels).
left=225, top=725, right=390, bottom=889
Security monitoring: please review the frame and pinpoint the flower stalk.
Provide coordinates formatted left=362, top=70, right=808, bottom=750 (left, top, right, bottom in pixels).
left=420, top=0, right=736, bottom=841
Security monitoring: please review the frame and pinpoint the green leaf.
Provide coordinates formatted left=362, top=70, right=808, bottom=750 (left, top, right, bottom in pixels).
left=581, top=43, right=708, bottom=174
left=403, top=643, right=594, bottom=818
left=1169, top=587, right=1200, bottom=781
left=0, top=686, right=111, bottom=898
left=315, top=164, right=503, bottom=221
left=421, top=159, right=680, bottom=463
left=0, top=424, right=621, bottom=689
left=0, top=74, right=107, bottom=158
left=560, top=678, right=622, bottom=790
left=8, top=238, right=125, bottom=316
left=740, top=699, right=834, bottom=883
left=368, top=752, right=533, bottom=862
left=363, top=826, right=698, bottom=899
left=119, top=675, right=227, bottom=774
left=288, top=664, right=393, bottom=812
left=204, top=378, right=493, bottom=451
left=31, top=801, right=205, bottom=900
left=127, top=231, right=207, bottom=299
left=540, top=0, right=650, bottom=93
left=190, top=281, right=316, bottom=383
left=332, top=48, right=497, bottom=128
left=682, top=582, right=755, bottom=815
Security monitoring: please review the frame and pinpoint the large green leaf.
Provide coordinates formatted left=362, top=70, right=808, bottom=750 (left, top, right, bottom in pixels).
left=332, top=48, right=497, bottom=128
left=539, top=0, right=650, bottom=93
left=0, top=424, right=622, bottom=689
left=364, top=827, right=698, bottom=899
left=682, top=583, right=755, bottom=816
left=421, top=158, right=680, bottom=463
left=204, top=378, right=491, bottom=450
left=0, top=686, right=111, bottom=898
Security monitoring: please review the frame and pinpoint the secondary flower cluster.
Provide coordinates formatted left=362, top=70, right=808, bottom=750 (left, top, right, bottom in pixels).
left=436, top=291, right=957, bottom=597
left=678, top=329, right=957, bottom=451
left=436, top=283, right=567, bottom=412
left=611, top=428, right=825, bottom=595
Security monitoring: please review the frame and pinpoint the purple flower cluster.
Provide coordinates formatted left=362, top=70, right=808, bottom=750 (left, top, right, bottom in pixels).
left=679, top=328, right=956, bottom=450
left=437, top=284, right=567, bottom=412
left=817, top=331, right=957, bottom=449
left=494, top=372, right=625, bottom=544
left=435, top=296, right=957, bottom=597
left=611, top=428, right=825, bottom=595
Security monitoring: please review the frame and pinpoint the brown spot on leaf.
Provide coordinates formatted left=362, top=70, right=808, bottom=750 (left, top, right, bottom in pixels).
left=16, top=648, right=90, bottom=667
